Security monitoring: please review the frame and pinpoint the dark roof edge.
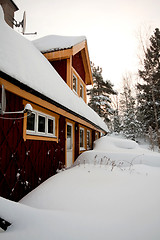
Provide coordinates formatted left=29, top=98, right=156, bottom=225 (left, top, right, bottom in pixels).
left=0, top=71, right=107, bottom=133
left=11, top=0, right=19, bottom=11
left=41, top=46, right=72, bottom=54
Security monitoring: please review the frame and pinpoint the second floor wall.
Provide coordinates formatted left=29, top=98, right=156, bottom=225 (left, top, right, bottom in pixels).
left=46, top=51, right=88, bottom=103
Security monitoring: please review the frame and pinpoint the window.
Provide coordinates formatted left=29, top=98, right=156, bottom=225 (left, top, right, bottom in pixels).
left=48, top=118, right=54, bottom=134
left=27, top=110, right=56, bottom=138
left=38, top=115, right=45, bottom=133
left=80, top=127, right=85, bottom=150
left=95, top=132, right=99, bottom=140
left=67, top=124, right=72, bottom=150
left=73, top=74, right=77, bottom=93
left=80, top=83, right=84, bottom=99
left=27, top=113, right=35, bottom=131
left=72, top=68, right=87, bottom=103
left=87, top=130, right=91, bottom=150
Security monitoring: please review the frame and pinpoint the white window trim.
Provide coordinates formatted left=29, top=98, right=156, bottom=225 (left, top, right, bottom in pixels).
left=87, top=130, right=91, bottom=150
left=26, top=112, right=36, bottom=134
left=37, top=113, right=46, bottom=135
left=47, top=117, right=55, bottom=136
left=80, top=83, right=84, bottom=100
left=26, top=110, right=56, bottom=138
left=80, top=127, right=85, bottom=151
left=67, top=122, right=73, bottom=150
left=73, top=73, right=78, bottom=94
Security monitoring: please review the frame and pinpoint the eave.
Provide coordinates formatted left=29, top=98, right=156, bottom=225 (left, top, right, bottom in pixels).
left=0, top=71, right=106, bottom=133
left=43, top=40, right=93, bottom=86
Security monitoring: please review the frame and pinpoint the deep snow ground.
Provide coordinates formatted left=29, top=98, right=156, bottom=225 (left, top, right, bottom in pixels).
left=0, top=135, right=160, bottom=240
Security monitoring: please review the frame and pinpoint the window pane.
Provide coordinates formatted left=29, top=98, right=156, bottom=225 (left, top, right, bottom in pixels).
left=95, top=132, right=99, bottom=140
left=73, top=74, right=77, bottom=92
left=38, top=115, right=45, bottom=133
left=87, top=131, right=91, bottom=149
left=80, top=84, right=84, bottom=99
left=48, top=118, right=54, bottom=134
left=27, top=113, right=35, bottom=131
left=80, top=129, right=84, bottom=148
left=67, top=125, right=72, bottom=150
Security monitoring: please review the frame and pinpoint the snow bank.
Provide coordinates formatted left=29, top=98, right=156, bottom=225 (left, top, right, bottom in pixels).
left=1, top=135, right=160, bottom=239
left=94, top=135, right=139, bottom=150
left=1, top=163, right=160, bottom=240
left=33, top=35, right=86, bottom=53
left=0, top=196, right=111, bottom=240
left=75, top=135, right=160, bottom=167
left=0, top=6, right=108, bottom=132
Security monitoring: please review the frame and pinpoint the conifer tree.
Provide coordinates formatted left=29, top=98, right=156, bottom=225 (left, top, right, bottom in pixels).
left=137, top=28, right=160, bottom=147
left=113, top=109, right=121, bottom=133
left=110, top=95, right=121, bottom=133
left=87, top=63, right=117, bottom=123
left=120, top=75, right=143, bottom=140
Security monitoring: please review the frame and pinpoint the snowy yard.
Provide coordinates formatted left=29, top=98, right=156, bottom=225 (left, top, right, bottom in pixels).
left=0, top=135, right=160, bottom=240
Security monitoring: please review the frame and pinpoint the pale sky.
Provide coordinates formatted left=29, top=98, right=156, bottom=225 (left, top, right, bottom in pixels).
left=14, top=0, right=160, bottom=89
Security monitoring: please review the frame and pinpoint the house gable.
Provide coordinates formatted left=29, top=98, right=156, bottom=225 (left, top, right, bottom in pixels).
left=33, top=36, right=93, bottom=103
left=42, top=40, right=93, bottom=86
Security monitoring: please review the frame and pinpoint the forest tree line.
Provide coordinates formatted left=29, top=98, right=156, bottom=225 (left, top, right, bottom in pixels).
left=88, top=28, right=160, bottom=149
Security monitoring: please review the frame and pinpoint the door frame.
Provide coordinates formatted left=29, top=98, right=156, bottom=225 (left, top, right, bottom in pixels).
left=65, top=119, right=75, bottom=168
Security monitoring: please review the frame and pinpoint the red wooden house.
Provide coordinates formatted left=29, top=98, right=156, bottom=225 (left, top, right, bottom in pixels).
left=0, top=4, right=108, bottom=201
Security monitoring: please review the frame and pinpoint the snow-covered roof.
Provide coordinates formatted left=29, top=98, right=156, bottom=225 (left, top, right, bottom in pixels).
left=33, top=35, right=86, bottom=53
left=0, top=6, right=108, bottom=132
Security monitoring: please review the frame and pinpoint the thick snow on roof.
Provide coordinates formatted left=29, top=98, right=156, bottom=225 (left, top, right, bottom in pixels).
left=33, top=35, right=86, bottom=53
left=0, top=7, right=108, bottom=132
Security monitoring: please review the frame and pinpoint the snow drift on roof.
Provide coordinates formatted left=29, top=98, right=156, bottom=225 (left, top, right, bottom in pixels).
left=33, top=35, right=86, bottom=53
left=0, top=6, right=108, bottom=132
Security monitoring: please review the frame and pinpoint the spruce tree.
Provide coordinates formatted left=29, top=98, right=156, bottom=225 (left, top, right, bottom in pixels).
left=88, top=63, right=117, bottom=123
left=120, top=76, right=143, bottom=140
left=137, top=28, right=160, bottom=147
left=113, top=109, right=121, bottom=133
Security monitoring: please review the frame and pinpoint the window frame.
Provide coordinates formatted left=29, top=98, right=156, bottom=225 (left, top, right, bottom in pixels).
left=80, top=83, right=84, bottom=100
left=72, top=68, right=86, bottom=102
left=72, top=73, right=78, bottom=94
left=67, top=122, right=73, bottom=150
left=26, top=112, right=36, bottom=133
left=37, top=113, right=46, bottom=134
left=87, top=129, right=91, bottom=150
left=26, top=109, right=56, bottom=139
left=47, top=117, right=55, bottom=136
left=79, top=127, right=85, bottom=151
left=95, top=131, right=99, bottom=140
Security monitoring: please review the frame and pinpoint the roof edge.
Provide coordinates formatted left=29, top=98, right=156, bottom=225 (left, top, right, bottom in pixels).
left=0, top=71, right=107, bottom=133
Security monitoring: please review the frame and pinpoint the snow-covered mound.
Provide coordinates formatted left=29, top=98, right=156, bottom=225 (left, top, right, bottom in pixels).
left=75, top=135, right=160, bottom=167
left=2, top=163, right=160, bottom=240
left=94, top=135, right=139, bottom=151
left=1, top=135, right=160, bottom=239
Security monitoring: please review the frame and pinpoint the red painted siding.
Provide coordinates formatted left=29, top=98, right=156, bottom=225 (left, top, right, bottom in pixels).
left=50, top=59, right=67, bottom=83
left=0, top=88, right=95, bottom=202
left=72, top=52, right=85, bottom=82
left=0, top=91, right=65, bottom=201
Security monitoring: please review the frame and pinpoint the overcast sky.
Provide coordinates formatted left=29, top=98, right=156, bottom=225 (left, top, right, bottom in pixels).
left=14, top=0, right=160, bottom=89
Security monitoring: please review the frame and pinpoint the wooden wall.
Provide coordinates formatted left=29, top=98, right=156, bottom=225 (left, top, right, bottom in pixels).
left=0, top=90, right=65, bottom=201
left=0, top=88, right=96, bottom=201
left=50, top=59, right=67, bottom=83
left=72, top=52, right=85, bottom=83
